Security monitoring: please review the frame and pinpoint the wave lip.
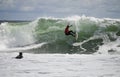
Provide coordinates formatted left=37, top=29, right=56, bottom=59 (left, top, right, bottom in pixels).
left=0, top=16, right=120, bottom=54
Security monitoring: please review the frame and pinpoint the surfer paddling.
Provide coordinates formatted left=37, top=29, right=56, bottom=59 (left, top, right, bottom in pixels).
left=15, top=52, right=23, bottom=59
left=64, top=24, right=76, bottom=37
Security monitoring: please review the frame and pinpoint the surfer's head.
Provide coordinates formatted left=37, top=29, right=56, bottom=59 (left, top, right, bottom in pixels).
left=19, top=52, right=23, bottom=56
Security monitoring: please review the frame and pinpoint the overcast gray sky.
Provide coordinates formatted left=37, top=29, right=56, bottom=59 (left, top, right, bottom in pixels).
left=0, top=0, right=120, bottom=20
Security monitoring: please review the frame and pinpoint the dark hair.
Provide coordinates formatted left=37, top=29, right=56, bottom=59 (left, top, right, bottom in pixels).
left=19, top=52, right=22, bottom=55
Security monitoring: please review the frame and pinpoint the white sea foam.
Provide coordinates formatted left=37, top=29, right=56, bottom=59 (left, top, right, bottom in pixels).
left=0, top=16, right=120, bottom=54
left=0, top=53, right=120, bottom=77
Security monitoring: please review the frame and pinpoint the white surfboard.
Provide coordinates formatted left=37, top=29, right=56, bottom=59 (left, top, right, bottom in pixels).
left=75, top=32, right=78, bottom=40
left=72, top=32, right=79, bottom=46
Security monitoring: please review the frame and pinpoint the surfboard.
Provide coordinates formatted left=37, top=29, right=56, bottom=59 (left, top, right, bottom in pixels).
left=75, top=32, right=78, bottom=40
left=72, top=32, right=79, bottom=46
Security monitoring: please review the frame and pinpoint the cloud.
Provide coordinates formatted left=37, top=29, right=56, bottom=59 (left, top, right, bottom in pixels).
left=0, top=0, right=120, bottom=20
left=20, top=6, right=34, bottom=11
left=0, top=0, right=15, bottom=9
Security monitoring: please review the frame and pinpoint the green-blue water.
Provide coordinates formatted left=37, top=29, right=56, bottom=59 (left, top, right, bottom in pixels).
left=0, top=16, right=120, bottom=54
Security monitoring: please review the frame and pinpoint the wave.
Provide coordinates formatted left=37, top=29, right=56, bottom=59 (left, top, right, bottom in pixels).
left=0, top=15, right=120, bottom=54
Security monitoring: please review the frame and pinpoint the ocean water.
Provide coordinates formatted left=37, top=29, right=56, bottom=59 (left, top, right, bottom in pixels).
left=0, top=53, right=120, bottom=77
left=0, top=16, right=120, bottom=77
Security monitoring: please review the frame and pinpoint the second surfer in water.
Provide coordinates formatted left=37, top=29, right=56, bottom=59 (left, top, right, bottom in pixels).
left=64, top=25, right=76, bottom=37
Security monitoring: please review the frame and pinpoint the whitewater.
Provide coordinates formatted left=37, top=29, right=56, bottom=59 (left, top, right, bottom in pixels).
left=0, top=16, right=120, bottom=77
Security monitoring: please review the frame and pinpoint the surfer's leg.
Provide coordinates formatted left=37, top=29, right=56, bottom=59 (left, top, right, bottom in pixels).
left=69, top=31, right=75, bottom=37
left=69, top=31, right=75, bottom=34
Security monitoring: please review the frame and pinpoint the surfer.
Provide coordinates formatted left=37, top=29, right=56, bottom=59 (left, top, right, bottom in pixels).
left=15, top=52, right=23, bottom=59
left=64, top=25, right=75, bottom=37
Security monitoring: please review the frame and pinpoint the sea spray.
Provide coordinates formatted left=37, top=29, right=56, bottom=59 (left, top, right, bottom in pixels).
left=0, top=16, right=120, bottom=54
left=0, top=19, right=39, bottom=49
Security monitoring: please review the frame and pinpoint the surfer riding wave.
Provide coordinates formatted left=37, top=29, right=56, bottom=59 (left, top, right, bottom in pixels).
left=64, top=24, right=75, bottom=37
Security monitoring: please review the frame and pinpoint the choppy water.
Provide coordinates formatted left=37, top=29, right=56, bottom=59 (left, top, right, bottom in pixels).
left=0, top=16, right=120, bottom=54
left=0, top=53, right=120, bottom=77
left=0, top=16, right=120, bottom=77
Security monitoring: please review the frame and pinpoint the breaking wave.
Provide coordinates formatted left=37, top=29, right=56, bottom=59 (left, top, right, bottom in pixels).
left=0, top=15, right=120, bottom=54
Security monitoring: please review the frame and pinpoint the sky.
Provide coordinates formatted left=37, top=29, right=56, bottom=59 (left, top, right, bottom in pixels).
left=0, top=0, right=120, bottom=20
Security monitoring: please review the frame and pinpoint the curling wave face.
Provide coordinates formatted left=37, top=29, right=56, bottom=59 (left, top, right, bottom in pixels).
left=0, top=16, right=120, bottom=54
